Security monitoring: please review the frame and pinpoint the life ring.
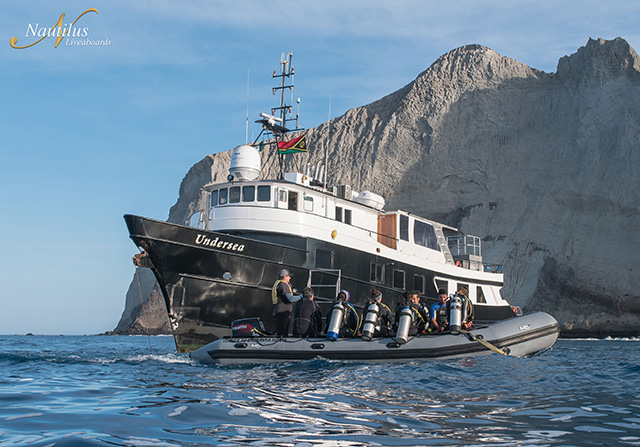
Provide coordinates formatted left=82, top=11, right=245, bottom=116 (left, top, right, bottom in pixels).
left=455, top=260, right=462, bottom=267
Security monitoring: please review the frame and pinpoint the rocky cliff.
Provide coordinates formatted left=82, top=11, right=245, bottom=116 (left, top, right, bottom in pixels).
left=116, top=37, right=640, bottom=338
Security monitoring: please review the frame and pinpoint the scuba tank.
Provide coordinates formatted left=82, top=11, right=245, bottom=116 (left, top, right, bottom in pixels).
left=395, top=306, right=412, bottom=344
left=326, top=302, right=345, bottom=341
left=449, top=294, right=463, bottom=334
left=361, top=303, right=380, bottom=341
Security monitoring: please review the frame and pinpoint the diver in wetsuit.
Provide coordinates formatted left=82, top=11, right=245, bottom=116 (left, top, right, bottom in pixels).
left=430, top=288, right=450, bottom=332
left=395, top=290, right=429, bottom=335
left=324, top=290, right=359, bottom=337
left=361, top=288, right=394, bottom=337
left=293, top=287, right=323, bottom=337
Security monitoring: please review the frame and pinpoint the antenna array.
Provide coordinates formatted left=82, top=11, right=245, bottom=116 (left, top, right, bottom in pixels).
left=271, top=52, right=301, bottom=132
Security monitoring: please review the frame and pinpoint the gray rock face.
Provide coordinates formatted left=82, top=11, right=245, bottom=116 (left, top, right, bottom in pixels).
left=116, top=37, right=640, bottom=337
left=114, top=272, right=170, bottom=336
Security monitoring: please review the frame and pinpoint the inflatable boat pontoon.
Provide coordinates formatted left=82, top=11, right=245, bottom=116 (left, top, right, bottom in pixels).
left=190, top=311, right=559, bottom=365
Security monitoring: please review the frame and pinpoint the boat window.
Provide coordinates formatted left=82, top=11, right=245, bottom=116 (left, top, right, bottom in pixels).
left=219, top=188, right=228, bottom=205
left=279, top=189, right=287, bottom=203
left=316, top=248, right=333, bottom=269
left=435, top=279, right=448, bottom=295
left=188, top=211, right=202, bottom=228
left=400, top=215, right=409, bottom=241
left=242, top=185, right=255, bottom=202
left=344, top=209, right=352, bottom=225
left=335, top=206, right=343, bottom=222
left=257, top=185, right=271, bottom=202
left=210, top=190, right=218, bottom=208
left=414, top=220, right=439, bottom=250
left=303, top=196, right=314, bottom=212
left=288, top=191, right=298, bottom=210
left=477, top=286, right=487, bottom=303
left=393, top=269, right=405, bottom=289
left=229, top=186, right=241, bottom=203
left=370, top=262, right=384, bottom=283
left=413, top=274, right=425, bottom=294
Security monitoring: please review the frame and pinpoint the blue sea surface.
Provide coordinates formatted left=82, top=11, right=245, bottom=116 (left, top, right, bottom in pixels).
left=1, top=335, right=639, bottom=446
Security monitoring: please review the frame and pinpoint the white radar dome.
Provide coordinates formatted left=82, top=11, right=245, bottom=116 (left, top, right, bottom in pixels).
left=356, top=190, right=385, bottom=210
left=229, top=145, right=261, bottom=181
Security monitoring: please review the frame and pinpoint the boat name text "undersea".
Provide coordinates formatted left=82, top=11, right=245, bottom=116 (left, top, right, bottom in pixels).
left=195, top=234, right=245, bottom=252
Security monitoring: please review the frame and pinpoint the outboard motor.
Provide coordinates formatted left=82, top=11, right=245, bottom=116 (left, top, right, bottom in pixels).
left=449, top=294, right=463, bottom=334
left=326, top=302, right=345, bottom=341
left=395, top=306, right=412, bottom=344
left=361, top=303, right=380, bottom=341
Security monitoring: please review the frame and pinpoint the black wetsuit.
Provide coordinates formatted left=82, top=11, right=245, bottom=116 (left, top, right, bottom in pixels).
left=395, top=303, right=429, bottom=335
left=293, top=297, right=322, bottom=337
left=324, top=302, right=359, bottom=337
left=361, top=302, right=394, bottom=337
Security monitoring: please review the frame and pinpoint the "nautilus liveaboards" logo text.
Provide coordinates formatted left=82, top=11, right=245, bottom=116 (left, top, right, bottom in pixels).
left=10, top=8, right=111, bottom=49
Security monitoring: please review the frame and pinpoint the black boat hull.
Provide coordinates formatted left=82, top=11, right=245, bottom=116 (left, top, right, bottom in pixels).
left=124, top=214, right=516, bottom=352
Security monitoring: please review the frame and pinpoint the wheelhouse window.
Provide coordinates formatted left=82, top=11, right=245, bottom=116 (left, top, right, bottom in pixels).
left=303, top=196, right=314, bottom=212
left=219, top=188, right=228, bottom=205
left=335, top=206, right=343, bottom=222
left=344, top=209, right=352, bottom=225
left=242, top=185, right=255, bottom=202
left=288, top=191, right=298, bottom=210
left=393, top=269, right=405, bottom=289
left=229, top=186, right=241, bottom=203
left=316, top=248, right=333, bottom=269
left=414, top=220, right=439, bottom=251
left=257, top=185, right=271, bottom=202
left=210, top=190, right=218, bottom=207
left=413, top=274, right=425, bottom=294
left=400, top=215, right=409, bottom=241
left=370, top=262, right=384, bottom=283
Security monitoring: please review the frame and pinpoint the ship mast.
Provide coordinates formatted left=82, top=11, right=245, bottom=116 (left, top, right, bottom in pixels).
left=254, top=52, right=303, bottom=178
left=272, top=51, right=296, bottom=131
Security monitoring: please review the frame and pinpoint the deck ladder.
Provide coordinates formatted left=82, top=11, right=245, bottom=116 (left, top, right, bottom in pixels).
left=307, top=269, right=342, bottom=303
left=433, top=227, right=455, bottom=264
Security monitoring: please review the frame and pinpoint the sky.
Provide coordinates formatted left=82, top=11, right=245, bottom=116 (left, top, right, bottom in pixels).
left=1, top=1, right=638, bottom=335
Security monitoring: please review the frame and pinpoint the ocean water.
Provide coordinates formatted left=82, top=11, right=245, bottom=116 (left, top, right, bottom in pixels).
left=1, top=335, right=639, bottom=447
